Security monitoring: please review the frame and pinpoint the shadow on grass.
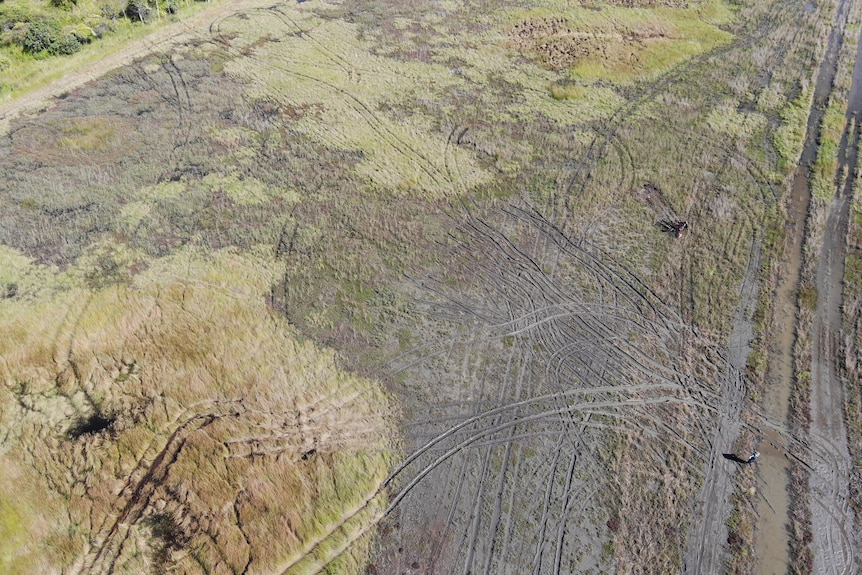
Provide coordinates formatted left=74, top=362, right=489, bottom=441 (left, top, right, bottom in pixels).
left=723, top=453, right=752, bottom=465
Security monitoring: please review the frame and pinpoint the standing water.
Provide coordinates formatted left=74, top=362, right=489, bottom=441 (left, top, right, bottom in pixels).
left=754, top=169, right=806, bottom=575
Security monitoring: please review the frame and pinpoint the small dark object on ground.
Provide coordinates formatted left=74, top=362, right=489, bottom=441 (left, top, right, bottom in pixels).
left=722, top=452, right=759, bottom=465
left=67, top=414, right=115, bottom=438
left=658, top=219, right=688, bottom=238
left=301, top=448, right=317, bottom=461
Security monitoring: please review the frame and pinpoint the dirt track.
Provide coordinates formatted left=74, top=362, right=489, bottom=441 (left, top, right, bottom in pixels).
left=806, top=11, right=862, bottom=571
left=759, top=0, right=862, bottom=568
left=374, top=205, right=730, bottom=574
left=0, top=0, right=265, bottom=136
left=682, top=238, right=759, bottom=574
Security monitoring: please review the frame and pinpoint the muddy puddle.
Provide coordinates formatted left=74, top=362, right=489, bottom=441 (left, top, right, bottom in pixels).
left=754, top=169, right=806, bottom=575
left=754, top=0, right=854, bottom=570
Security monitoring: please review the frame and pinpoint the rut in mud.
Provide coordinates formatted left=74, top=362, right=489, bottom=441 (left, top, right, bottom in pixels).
left=805, top=6, right=862, bottom=572
left=373, top=206, right=733, bottom=574
left=753, top=0, right=861, bottom=569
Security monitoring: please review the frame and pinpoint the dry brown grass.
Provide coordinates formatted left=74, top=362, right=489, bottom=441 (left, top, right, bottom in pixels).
left=506, top=2, right=732, bottom=82
left=0, top=248, right=395, bottom=574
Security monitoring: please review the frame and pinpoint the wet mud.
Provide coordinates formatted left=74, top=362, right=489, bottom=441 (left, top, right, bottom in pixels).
left=755, top=163, right=806, bottom=575
left=806, top=4, right=862, bottom=571
left=754, top=0, right=859, bottom=570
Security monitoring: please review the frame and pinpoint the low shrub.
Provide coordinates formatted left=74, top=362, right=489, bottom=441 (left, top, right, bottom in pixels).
left=20, top=19, right=83, bottom=56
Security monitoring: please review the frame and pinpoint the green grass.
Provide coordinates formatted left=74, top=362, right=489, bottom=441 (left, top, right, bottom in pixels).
left=774, top=85, right=814, bottom=173
left=220, top=9, right=493, bottom=199
left=505, top=1, right=734, bottom=83
left=0, top=0, right=223, bottom=99
left=707, top=98, right=768, bottom=140
left=0, top=496, right=37, bottom=574
left=811, top=97, right=847, bottom=201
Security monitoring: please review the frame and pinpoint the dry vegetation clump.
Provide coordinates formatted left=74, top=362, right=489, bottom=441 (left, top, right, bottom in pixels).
left=505, top=1, right=732, bottom=82
left=723, top=428, right=758, bottom=574
left=0, top=249, right=395, bottom=574
left=509, top=17, right=595, bottom=69
left=597, top=0, right=689, bottom=8
left=786, top=232, right=819, bottom=575
left=609, top=397, right=716, bottom=572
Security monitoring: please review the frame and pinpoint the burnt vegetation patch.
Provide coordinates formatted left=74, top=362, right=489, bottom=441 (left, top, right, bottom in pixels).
left=67, top=413, right=116, bottom=439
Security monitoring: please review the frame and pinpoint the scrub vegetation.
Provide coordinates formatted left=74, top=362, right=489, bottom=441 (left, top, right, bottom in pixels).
left=0, top=0, right=225, bottom=98
left=0, top=0, right=858, bottom=572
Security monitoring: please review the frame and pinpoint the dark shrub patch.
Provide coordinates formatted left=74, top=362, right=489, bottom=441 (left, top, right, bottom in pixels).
left=67, top=413, right=115, bottom=438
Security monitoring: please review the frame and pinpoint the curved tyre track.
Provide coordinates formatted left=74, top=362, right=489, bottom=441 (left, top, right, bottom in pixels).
left=0, top=0, right=272, bottom=136
left=2, top=0, right=842, bottom=571
left=373, top=205, right=731, bottom=573
left=209, top=8, right=454, bottom=193
left=555, top=0, right=801, bottom=225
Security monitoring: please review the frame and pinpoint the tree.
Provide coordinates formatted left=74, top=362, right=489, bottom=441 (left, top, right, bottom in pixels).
left=125, top=0, right=151, bottom=22
left=22, top=19, right=60, bottom=54
left=21, top=19, right=82, bottom=55
left=49, top=0, right=78, bottom=11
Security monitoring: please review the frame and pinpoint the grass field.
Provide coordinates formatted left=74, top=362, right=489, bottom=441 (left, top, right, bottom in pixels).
left=0, top=0, right=852, bottom=571
left=0, top=247, right=395, bottom=574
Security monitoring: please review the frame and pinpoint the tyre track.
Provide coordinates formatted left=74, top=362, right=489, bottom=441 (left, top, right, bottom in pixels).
left=371, top=205, right=730, bottom=573
left=807, top=6, right=862, bottom=567
left=556, top=0, right=804, bottom=223
left=210, top=9, right=453, bottom=192
left=75, top=402, right=244, bottom=575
